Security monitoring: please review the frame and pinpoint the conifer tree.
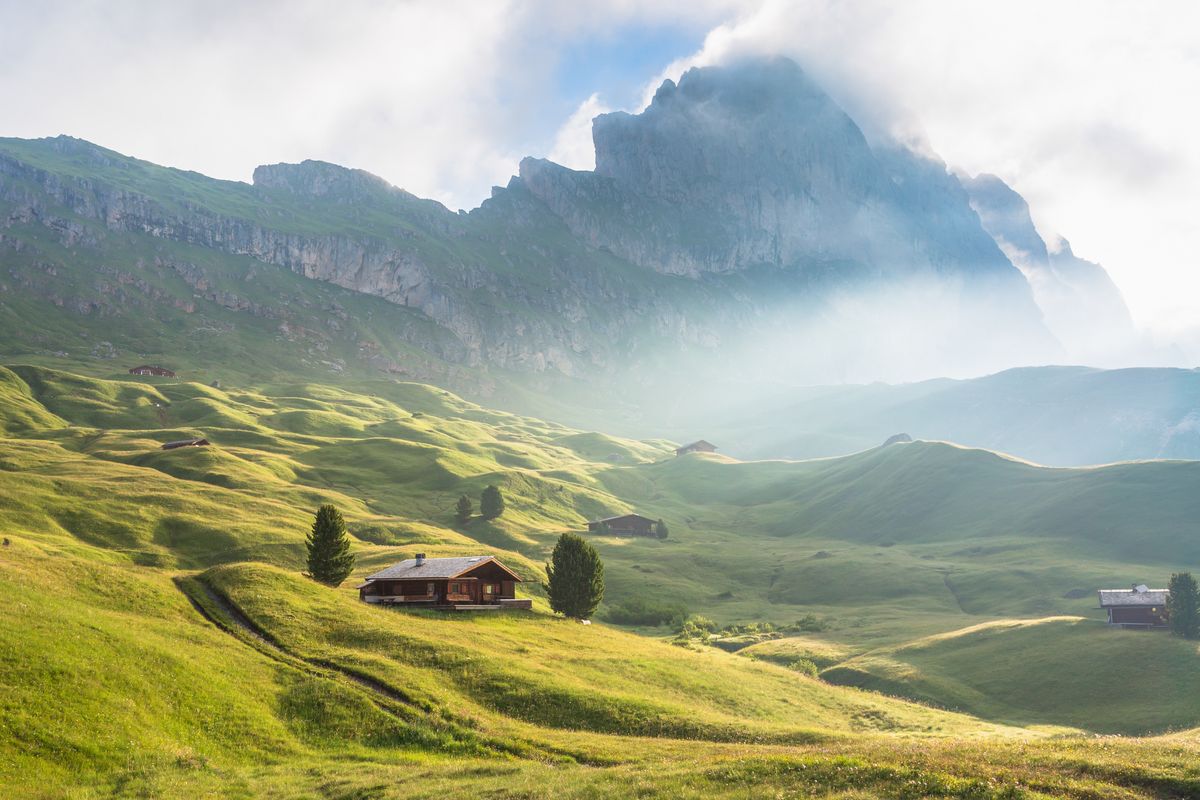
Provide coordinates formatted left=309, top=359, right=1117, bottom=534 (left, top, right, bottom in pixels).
left=545, top=532, right=605, bottom=620
left=654, top=519, right=669, bottom=540
left=480, top=484, right=505, bottom=520
left=454, top=494, right=473, bottom=525
left=305, top=504, right=354, bottom=587
left=1168, top=572, right=1200, bottom=639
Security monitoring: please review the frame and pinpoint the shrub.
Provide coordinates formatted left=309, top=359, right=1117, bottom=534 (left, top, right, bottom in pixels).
left=603, top=597, right=686, bottom=627
left=784, top=614, right=831, bottom=633
left=787, top=658, right=820, bottom=678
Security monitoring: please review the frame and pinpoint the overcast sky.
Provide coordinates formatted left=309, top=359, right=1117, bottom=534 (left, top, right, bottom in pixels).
left=1, top=0, right=1197, bottom=340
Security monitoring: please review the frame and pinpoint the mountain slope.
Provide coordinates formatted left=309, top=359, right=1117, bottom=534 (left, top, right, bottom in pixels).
left=0, top=56, right=1068, bottom=395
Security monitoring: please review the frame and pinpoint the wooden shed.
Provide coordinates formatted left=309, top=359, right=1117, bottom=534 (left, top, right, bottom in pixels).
left=1098, top=584, right=1169, bottom=628
left=161, top=437, right=210, bottom=450
left=588, top=513, right=656, bottom=537
left=675, top=440, right=717, bottom=457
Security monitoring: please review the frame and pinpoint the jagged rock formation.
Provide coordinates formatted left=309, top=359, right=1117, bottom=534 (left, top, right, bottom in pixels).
left=0, top=57, right=1084, bottom=389
left=962, top=173, right=1136, bottom=363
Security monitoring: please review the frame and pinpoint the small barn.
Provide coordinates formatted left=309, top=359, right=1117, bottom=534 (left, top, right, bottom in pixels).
left=588, top=513, right=656, bottom=536
left=675, top=440, right=717, bottom=457
left=161, top=437, right=210, bottom=450
left=358, top=554, right=530, bottom=610
left=1098, top=584, right=1169, bottom=628
left=129, top=365, right=176, bottom=377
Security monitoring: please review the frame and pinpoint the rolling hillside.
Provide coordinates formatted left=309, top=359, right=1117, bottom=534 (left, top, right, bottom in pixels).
left=2, top=365, right=1200, bottom=796
left=822, top=618, right=1200, bottom=735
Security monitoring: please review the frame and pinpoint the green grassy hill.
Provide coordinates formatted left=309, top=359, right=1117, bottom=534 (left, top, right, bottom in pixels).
left=3, top=365, right=1200, bottom=797
left=822, top=617, right=1200, bottom=735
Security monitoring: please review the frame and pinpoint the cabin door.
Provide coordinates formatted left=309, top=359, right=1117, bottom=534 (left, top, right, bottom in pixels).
left=481, top=582, right=496, bottom=602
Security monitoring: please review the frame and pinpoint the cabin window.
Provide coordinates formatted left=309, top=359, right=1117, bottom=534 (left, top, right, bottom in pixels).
left=427, top=582, right=434, bottom=595
left=483, top=583, right=496, bottom=594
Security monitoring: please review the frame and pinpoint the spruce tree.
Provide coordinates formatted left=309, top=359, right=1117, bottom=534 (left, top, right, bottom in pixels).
left=545, top=532, right=605, bottom=620
left=454, top=494, right=473, bottom=525
left=654, top=519, right=669, bottom=540
left=1168, top=572, right=1200, bottom=639
left=480, top=484, right=505, bottom=520
left=305, top=504, right=354, bottom=587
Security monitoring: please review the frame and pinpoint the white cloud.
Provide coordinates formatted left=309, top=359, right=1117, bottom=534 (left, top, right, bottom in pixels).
left=547, top=93, right=612, bottom=170
left=0, top=0, right=532, bottom=211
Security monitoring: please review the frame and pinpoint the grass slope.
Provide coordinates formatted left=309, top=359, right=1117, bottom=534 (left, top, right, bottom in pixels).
left=823, top=617, right=1200, bottom=735
left=2, top=365, right=1200, bottom=796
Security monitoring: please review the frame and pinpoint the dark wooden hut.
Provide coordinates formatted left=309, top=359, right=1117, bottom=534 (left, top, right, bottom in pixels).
left=1098, top=584, right=1169, bottom=628
left=357, top=555, right=530, bottom=611
left=588, top=513, right=656, bottom=536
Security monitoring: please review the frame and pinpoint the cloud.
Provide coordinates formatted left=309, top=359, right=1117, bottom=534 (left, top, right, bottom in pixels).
left=547, top=94, right=612, bottom=170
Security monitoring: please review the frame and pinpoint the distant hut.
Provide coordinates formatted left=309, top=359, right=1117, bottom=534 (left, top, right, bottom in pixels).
left=161, top=437, right=210, bottom=450
left=129, top=365, right=176, bottom=378
left=675, top=440, right=717, bottom=457
left=588, top=513, right=656, bottom=537
left=1098, top=584, right=1170, bottom=628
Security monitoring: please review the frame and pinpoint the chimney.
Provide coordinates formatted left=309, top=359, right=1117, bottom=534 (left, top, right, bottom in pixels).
left=415, top=553, right=426, bottom=566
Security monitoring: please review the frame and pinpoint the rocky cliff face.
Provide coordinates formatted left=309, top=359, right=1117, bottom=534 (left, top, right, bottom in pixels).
left=0, top=57, right=1083, bottom=387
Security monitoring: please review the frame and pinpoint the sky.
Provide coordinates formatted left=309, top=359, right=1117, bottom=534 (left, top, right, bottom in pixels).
left=1, top=0, right=1197, bottom=341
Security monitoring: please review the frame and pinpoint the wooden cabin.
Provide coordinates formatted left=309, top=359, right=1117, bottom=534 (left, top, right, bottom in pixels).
left=588, top=513, right=656, bottom=536
left=129, top=365, right=176, bottom=377
left=1098, top=584, right=1169, bottom=628
left=675, top=439, right=717, bottom=457
left=358, top=554, right=531, bottom=611
left=161, top=437, right=210, bottom=450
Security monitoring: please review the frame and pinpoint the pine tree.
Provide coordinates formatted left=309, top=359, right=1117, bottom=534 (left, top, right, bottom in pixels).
left=545, top=532, right=604, bottom=620
left=480, top=484, right=505, bottom=520
left=305, top=504, right=354, bottom=587
left=654, top=519, right=669, bottom=540
left=1168, top=572, right=1200, bottom=639
left=454, top=494, right=473, bottom=525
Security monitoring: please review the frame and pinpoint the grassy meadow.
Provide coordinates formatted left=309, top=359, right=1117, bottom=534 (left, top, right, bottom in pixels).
left=1, top=364, right=1199, bottom=797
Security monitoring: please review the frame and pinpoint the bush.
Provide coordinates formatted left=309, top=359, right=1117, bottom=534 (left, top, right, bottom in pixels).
left=783, top=614, right=830, bottom=633
left=603, top=597, right=686, bottom=627
left=787, top=658, right=820, bottom=678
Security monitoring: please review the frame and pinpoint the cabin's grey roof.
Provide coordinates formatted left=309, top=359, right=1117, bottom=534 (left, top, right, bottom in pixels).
left=677, top=439, right=716, bottom=450
left=365, top=556, right=521, bottom=582
left=1098, top=588, right=1168, bottom=607
left=592, top=513, right=654, bottom=524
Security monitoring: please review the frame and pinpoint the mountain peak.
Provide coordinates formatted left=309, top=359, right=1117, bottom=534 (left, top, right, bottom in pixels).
left=252, top=160, right=405, bottom=203
left=592, top=56, right=868, bottom=198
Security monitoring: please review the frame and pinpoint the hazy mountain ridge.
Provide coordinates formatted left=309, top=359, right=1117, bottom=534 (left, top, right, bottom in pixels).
left=0, top=57, right=1101, bottom=391
left=963, top=173, right=1136, bottom=363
